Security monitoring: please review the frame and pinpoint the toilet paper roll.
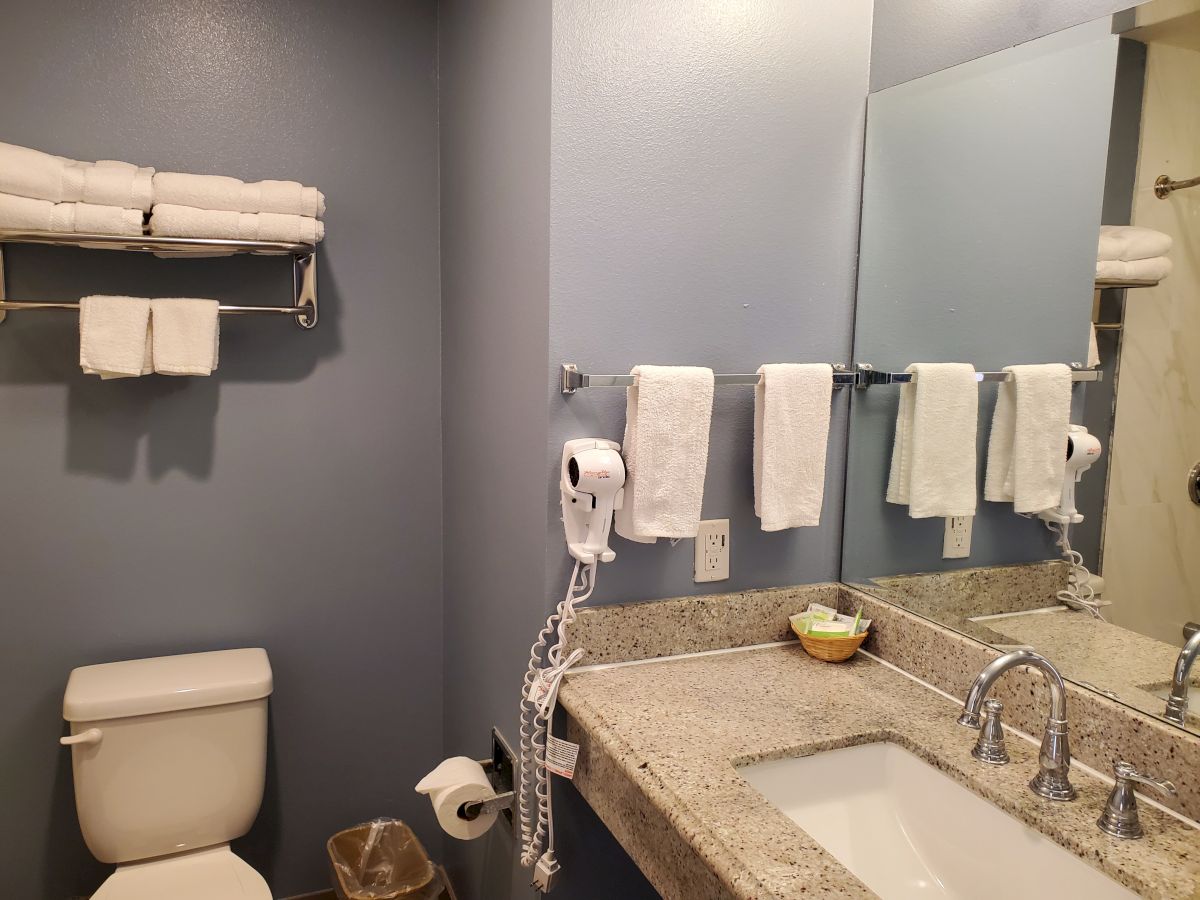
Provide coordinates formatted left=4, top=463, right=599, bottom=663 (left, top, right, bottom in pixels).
left=415, top=756, right=497, bottom=841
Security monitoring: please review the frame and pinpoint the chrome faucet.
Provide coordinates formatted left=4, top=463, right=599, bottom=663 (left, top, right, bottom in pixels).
left=1097, top=761, right=1177, bottom=839
left=958, top=650, right=1076, bottom=801
left=1163, top=629, right=1200, bottom=725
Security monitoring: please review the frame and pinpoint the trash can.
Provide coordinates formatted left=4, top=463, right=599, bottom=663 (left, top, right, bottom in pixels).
left=328, top=819, right=446, bottom=900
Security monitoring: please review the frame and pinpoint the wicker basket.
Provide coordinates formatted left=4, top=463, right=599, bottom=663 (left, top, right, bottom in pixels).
left=792, top=624, right=868, bottom=662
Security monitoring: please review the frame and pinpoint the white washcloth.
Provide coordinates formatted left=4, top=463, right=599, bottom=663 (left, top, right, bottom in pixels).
left=149, top=204, right=324, bottom=244
left=0, top=192, right=144, bottom=235
left=613, top=365, right=715, bottom=542
left=886, top=363, right=978, bottom=518
left=1097, top=225, right=1172, bottom=262
left=1096, top=257, right=1172, bottom=283
left=79, top=296, right=153, bottom=379
left=151, top=299, right=219, bottom=376
left=0, top=142, right=153, bottom=211
left=984, top=364, right=1072, bottom=514
left=153, top=172, right=325, bottom=218
left=753, top=364, right=833, bottom=531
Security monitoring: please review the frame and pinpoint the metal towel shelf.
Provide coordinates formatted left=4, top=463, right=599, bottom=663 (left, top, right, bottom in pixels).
left=0, top=229, right=318, bottom=328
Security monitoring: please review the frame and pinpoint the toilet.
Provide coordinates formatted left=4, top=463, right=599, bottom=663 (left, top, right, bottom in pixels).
left=61, top=648, right=274, bottom=899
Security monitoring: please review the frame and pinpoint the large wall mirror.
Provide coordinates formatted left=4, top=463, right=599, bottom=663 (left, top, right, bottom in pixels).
left=843, top=2, right=1200, bottom=733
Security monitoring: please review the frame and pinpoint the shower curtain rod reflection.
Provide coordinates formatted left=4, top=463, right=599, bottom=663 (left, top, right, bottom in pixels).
left=1155, top=174, right=1200, bottom=198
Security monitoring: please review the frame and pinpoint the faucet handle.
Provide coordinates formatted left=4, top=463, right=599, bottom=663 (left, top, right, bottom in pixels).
left=1098, top=761, right=1177, bottom=839
left=971, top=698, right=1009, bottom=765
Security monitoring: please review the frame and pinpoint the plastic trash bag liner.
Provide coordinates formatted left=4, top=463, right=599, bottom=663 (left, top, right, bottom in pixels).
left=328, top=818, right=442, bottom=900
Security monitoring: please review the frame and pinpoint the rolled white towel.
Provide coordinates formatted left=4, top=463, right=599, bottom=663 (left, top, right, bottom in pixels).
left=149, top=203, right=324, bottom=244
left=1097, top=225, right=1172, bottom=262
left=0, top=142, right=153, bottom=211
left=0, top=192, right=144, bottom=236
left=153, top=172, right=325, bottom=218
left=1096, top=256, right=1172, bottom=283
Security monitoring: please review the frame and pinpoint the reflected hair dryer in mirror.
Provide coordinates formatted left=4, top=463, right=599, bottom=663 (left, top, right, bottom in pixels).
left=1038, top=425, right=1103, bottom=527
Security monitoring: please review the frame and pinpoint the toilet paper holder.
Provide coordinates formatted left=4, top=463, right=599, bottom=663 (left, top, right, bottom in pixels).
left=458, top=728, right=516, bottom=825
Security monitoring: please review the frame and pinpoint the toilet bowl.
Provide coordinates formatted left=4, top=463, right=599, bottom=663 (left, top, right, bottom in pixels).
left=62, top=648, right=274, bottom=900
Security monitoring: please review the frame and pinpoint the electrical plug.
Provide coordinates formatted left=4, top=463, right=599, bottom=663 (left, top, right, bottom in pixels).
left=532, top=852, right=559, bottom=893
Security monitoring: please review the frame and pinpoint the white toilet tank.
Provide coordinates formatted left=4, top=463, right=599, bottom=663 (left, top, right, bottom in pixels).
left=62, top=648, right=273, bottom=864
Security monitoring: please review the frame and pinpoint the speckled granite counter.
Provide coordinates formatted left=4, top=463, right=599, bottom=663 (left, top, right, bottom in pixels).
left=559, top=645, right=1200, bottom=900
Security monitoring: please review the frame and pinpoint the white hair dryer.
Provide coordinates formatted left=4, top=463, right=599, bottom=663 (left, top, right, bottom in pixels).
left=1038, top=424, right=1103, bottom=526
left=560, top=439, right=625, bottom=564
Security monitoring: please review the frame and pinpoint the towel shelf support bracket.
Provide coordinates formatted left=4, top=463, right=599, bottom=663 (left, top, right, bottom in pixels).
left=0, top=231, right=318, bottom=328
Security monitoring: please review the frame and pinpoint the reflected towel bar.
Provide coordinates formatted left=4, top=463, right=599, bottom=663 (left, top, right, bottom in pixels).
left=854, top=363, right=1101, bottom=389
left=0, top=299, right=310, bottom=317
left=561, top=363, right=856, bottom=394
left=560, top=363, right=1101, bottom=394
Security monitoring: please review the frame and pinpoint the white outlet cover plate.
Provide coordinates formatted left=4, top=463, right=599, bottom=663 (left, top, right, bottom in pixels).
left=694, top=519, right=730, bottom=582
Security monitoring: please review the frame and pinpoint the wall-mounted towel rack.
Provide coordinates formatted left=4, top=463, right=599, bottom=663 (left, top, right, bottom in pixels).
left=561, top=363, right=856, bottom=394
left=1095, top=277, right=1159, bottom=290
left=853, top=363, right=1102, bottom=389
left=0, top=229, right=318, bottom=328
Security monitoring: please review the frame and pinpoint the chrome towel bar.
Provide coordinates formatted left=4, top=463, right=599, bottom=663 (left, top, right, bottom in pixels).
left=561, top=363, right=1101, bottom=394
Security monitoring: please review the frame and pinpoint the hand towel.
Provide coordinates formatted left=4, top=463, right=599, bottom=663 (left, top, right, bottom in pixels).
left=151, top=299, right=220, bottom=376
left=984, top=364, right=1072, bottom=514
left=0, top=192, right=144, bottom=235
left=1097, top=225, right=1172, bottom=262
left=753, top=364, right=833, bottom=531
left=0, top=142, right=153, bottom=211
left=1095, top=257, right=1172, bottom=283
left=149, top=204, right=324, bottom=244
left=79, top=296, right=153, bottom=379
left=153, top=172, right=325, bottom=218
left=1088, top=324, right=1101, bottom=369
left=613, top=366, right=715, bottom=543
left=886, top=363, right=978, bottom=518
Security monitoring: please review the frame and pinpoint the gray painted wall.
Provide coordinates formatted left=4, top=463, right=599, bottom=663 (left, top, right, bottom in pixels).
left=438, top=2, right=554, bottom=898
left=546, top=0, right=874, bottom=609
left=869, top=0, right=1139, bottom=91
left=0, top=2, right=441, bottom=897
left=842, top=21, right=1119, bottom=583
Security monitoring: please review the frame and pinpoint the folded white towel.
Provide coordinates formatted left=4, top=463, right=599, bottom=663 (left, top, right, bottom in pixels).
left=753, top=364, right=833, bottom=531
left=150, top=299, right=219, bottom=376
left=614, top=365, right=715, bottom=542
left=79, top=296, right=153, bottom=379
left=886, top=363, right=978, bottom=518
left=153, top=172, right=325, bottom=218
left=1096, top=257, right=1172, bottom=283
left=0, top=142, right=153, bottom=211
left=149, top=204, right=324, bottom=244
left=0, top=192, right=144, bottom=235
left=984, top=364, right=1072, bottom=514
left=1097, top=225, right=1172, bottom=262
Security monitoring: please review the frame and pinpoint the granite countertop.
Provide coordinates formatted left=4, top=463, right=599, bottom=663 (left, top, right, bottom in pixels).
left=559, top=644, right=1200, bottom=900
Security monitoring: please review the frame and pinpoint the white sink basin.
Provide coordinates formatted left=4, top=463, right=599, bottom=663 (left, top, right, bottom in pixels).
left=739, top=742, right=1135, bottom=899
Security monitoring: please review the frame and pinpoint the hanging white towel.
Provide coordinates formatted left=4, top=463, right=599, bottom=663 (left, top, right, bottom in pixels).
left=984, top=364, right=1072, bottom=514
left=1087, top=324, right=1101, bottom=369
left=613, top=365, right=715, bottom=543
left=0, top=192, right=144, bottom=236
left=1096, top=257, right=1172, bottom=283
left=753, top=364, right=833, bottom=531
left=1097, top=225, right=1172, bottom=262
left=153, top=172, right=325, bottom=218
left=886, top=363, right=978, bottom=519
left=149, top=204, right=324, bottom=244
left=79, top=296, right=153, bottom=379
left=150, top=299, right=220, bottom=376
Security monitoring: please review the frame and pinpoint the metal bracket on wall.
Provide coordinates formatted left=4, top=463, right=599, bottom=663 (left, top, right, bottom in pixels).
left=0, top=230, right=318, bottom=329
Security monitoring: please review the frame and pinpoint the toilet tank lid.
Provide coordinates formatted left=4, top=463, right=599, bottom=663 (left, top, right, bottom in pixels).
left=63, top=648, right=272, bottom=722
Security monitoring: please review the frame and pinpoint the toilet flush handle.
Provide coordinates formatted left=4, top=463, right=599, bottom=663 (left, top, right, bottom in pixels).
left=60, top=728, right=102, bottom=747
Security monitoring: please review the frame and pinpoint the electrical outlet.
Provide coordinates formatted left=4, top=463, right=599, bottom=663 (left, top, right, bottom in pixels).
left=694, top=519, right=730, bottom=582
left=943, top=515, right=973, bottom=559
